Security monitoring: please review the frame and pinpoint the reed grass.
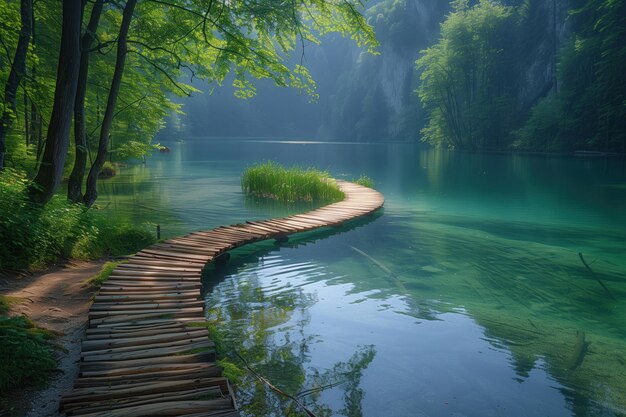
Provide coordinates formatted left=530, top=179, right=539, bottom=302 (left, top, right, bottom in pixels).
left=354, top=175, right=374, bottom=188
left=241, top=162, right=344, bottom=203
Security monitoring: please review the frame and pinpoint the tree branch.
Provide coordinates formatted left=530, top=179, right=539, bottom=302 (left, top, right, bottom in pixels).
left=129, top=49, right=191, bottom=96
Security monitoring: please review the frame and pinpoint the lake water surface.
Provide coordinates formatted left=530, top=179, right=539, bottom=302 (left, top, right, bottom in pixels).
left=101, top=140, right=626, bottom=417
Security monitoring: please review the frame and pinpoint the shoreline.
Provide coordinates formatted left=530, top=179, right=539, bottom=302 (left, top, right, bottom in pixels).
left=0, top=261, right=105, bottom=417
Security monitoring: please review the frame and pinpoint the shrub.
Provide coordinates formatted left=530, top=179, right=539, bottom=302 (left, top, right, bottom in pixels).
left=98, top=161, right=117, bottom=179
left=0, top=316, right=57, bottom=392
left=0, top=168, right=155, bottom=271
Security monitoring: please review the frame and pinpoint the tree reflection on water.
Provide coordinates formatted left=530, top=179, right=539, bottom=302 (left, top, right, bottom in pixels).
left=202, top=224, right=380, bottom=417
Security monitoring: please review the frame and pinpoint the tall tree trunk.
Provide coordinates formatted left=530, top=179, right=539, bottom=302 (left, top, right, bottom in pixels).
left=29, top=0, right=82, bottom=204
left=30, top=2, right=42, bottom=163
left=0, top=0, right=32, bottom=169
left=83, top=0, right=137, bottom=207
left=68, top=0, right=105, bottom=203
left=23, top=88, right=29, bottom=147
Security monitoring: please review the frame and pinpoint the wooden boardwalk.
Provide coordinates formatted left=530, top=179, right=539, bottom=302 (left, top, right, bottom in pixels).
left=60, top=180, right=384, bottom=416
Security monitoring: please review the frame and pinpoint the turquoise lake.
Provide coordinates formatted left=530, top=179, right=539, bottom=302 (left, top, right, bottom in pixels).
left=100, top=140, right=626, bottom=417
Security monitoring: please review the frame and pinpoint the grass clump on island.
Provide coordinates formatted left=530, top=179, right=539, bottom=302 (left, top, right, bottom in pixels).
left=0, top=168, right=155, bottom=271
left=354, top=175, right=374, bottom=188
left=242, top=161, right=345, bottom=203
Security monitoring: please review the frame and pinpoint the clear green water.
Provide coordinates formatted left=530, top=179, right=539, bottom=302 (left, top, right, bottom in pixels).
left=101, top=140, right=626, bottom=417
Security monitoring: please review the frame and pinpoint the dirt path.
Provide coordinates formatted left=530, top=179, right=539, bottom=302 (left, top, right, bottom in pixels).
left=0, top=261, right=105, bottom=417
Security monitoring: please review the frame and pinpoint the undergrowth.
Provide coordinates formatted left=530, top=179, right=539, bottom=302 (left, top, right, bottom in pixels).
left=0, top=316, right=57, bottom=393
left=0, top=168, right=155, bottom=271
left=0, top=296, right=21, bottom=315
left=88, top=261, right=121, bottom=288
left=241, top=161, right=344, bottom=203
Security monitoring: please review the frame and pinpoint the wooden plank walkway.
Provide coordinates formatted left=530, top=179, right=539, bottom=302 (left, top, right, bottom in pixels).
left=60, top=180, right=384, bottom=416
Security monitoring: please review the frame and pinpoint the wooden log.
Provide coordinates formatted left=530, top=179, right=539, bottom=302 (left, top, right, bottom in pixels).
left=95, top=292, right=200, bottom=302
left=61, top=377, right=229, bottom=401
left=62, top=387, right=224, bottom=414
left=73, top=367, right=223, bottom=388
left=80, top=362, right=218, bottom=378
left=79, top=352, right=215, bottom=372
left=89, top=311, right=205, bottom=326
left=81, top=340, right=213, bottom=362
left=63, top=377, right=228, bottom=403
left=65, top=399, right=234, bottom=417
left=63, top=389, right=230, bottom=415
left=116, top=263, right=203, bottom=272
left=92, top=317, right=202, bottom=329
left=82, top=329, right=209, bottom=351
left=106, top=269, right=201, bottom=278
left=90, top=300, right=205, bottom=311
left=128, top=257, right=208, bottom=267
left=81, top=335, right=213, bottom=357
left=85, top=325, right=199, bottom=340
left=89, top=307, right=203, bottom=320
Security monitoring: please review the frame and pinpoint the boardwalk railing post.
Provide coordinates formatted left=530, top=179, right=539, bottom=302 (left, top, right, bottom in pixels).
left=156, top=224, right=161, bottom=240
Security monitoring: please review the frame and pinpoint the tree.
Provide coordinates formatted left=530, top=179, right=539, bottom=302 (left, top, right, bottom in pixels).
left=67, top=0, right=105, bottom=203
left=83, top=0, right=137, bottom=207
left=80, top=0, right=378, bottom=206
left=515, top=0, right=626, bottom=152
left=6, top=0, right=376, bottom=204
left=29, top=0, right=82, bottom=204
left=416, top=0, right=518, bottom=150
left=0, top=0, right=32, bottom=169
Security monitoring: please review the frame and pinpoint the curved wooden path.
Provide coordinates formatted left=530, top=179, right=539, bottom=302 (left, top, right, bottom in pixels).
left=60, top=180, right=384, bottom=417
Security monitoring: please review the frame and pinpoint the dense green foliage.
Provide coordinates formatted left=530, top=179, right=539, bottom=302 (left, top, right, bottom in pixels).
left=417, top=0, right=520, bottom=149
left=417, top=0, right=626, bottom=152
left=0, top=169, right=154, bottom=270
left=0, top=315, right=57, bottom=393
left=515, top=0, right=626, bottom=152
left=0, top=0, right=376, bottom=179
left=242, top=162, right=345, bottom=203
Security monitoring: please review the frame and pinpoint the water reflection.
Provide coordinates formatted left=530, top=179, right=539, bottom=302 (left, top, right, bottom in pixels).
left=98, top=141, right=625, bottom=416
left=203, top=209, right=626, bottom=416
left=203, top=240, right=378, bottom=417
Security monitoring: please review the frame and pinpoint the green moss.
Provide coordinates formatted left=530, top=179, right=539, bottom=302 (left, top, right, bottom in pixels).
left=241, top=162, right=344, bottom=203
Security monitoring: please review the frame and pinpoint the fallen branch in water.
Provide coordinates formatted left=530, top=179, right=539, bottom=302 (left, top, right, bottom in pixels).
left=348, top=245, right=407, bottom=292
left=578, top=252, right=614, bottom=299
left=297, top=379, right=347, bottom=398
left=235, top=352, right=318, bottom=417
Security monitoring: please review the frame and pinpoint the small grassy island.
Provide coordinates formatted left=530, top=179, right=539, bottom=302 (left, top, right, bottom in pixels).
left=241, top=162, right=345, bottom=203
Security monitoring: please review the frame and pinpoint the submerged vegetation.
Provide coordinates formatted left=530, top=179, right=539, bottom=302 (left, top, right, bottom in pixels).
left=0, top=169, right=154, bottom=271
left=242, top=162, right=345, bottom=203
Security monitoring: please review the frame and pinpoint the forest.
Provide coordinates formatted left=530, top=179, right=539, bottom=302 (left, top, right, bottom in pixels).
left=1, top=1, right=626, bottom=417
